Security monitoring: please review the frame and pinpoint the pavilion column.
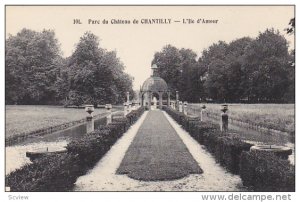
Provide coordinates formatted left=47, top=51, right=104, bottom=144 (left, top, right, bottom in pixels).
left=143, top=93, right=146, bottom=106
left=148, top=92, right=152, bottom=110
left=167, top=91, right=170, bottom=106
left=159, top=92, right=163, bottom=109
left=139, top=93, right=143, bottom=106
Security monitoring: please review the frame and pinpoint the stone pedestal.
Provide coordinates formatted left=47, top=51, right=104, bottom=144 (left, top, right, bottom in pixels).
left=124, top=103, right=128, bottom=116
left=171, top=102, right=175, bottom=109
left=220, top=113, right=228, bottom=132
left=220, top=105, right=229, bottom=132
left=179, top=101, right=183, bottom=113
left=86, top=116, right=94, bottom=133
left=105, top=104, right=112, bottom=125
left=200, top=109, right=207, bottom=122
left=85, top=105, right=95, bottom=133
left=183, top=101, right=188, bottom=115
left=200, top=105, right=207, bottom=122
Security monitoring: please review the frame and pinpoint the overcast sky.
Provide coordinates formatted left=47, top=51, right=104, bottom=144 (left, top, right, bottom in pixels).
left=6, top=6, right=294, bottom=90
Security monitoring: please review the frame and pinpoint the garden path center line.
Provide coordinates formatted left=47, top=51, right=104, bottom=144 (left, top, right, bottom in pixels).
left=117, top=110, right=203, bottom=181
left=74, top=110, right=242, bottom=191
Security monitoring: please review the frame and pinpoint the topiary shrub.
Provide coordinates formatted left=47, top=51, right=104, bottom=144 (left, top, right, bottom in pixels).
left=162, top=106, right=185, bottom=125
left=214, top=135, right=253, bottom=174
left=66, top=122, right=127, bottom=167
left=240, top=151, right=295, bottom=191
left=126, top=107, right=145, bottom=125
left=6, top=153, right=82, bottom=192
left=94, top=116, right=107, bottom=129
left=111, top=117, right=129, bottom=133
left=189, top=121, right=219, bottom=144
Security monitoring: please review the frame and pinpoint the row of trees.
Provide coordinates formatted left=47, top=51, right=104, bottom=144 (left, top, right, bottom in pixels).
left=6, top=29, right=134, bottom=105
left=152, top=28, right=294, bottom=103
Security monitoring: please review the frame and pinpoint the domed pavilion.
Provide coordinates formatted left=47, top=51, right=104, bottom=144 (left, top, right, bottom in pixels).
left=140, top=64, right=170, bottom=109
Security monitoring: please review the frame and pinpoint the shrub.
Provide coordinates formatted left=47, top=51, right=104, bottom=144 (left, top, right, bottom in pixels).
left=6, top=107, right=145, bottom=191
left=189, top=121, right=219, bottom=144
left=111, top=117, right=129, bottom=133
left=162, top=106, right=185, bottom=125
left=6, top=153, right=82, bottom=192
left=240, top=151, right=295, bottom=191
left=94, top=116, right=107, bottom=129
left=163, top=106, right=253, bottom=174
left=66, top=126, right=116, bottom=167
left=214, top=134, right=253, bottom=174
left=126, top=107, right=145, bottom=125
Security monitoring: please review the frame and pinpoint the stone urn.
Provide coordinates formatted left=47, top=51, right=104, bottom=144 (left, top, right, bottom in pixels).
left=85, top=105, right=94, bottom=119
left=221, top=104, right=228, bottom=113
left=105, top=104, right=112, bottom=110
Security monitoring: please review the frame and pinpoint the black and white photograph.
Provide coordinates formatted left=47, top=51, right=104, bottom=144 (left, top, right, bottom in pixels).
left=3, top=3, right=296, bottom=198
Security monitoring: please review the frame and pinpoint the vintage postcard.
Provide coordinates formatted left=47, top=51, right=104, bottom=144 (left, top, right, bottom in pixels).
left=4, top=4, right=295, bottom=198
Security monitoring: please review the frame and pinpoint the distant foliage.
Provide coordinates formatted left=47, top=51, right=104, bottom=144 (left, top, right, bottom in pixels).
left=152, top=45, right=202, bottom=102
left=5, top=29, right=63, bottom=104
left=285, top=18, right=295, bottom=35
left=152, top=28, right=294, bottom=103
left=5, top=30, right=134, bottom=105
left=65, top=32, right=134, bottom=106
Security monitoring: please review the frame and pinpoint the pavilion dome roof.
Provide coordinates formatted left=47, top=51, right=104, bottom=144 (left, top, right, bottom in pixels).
left=141, top=76, right=168, bottom=92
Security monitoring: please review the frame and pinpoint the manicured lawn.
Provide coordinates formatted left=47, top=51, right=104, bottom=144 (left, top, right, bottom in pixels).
left=189, top=103, right=295, bottom=134
left=117, top=110, right=202, bottom=181
left=5, top=105, right=108, bottom=138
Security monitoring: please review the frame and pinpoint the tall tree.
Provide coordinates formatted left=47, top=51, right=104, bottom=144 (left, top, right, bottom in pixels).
left=242, top=29, right=290, bottom=102
left=284, top=18, right=295, bottom=102
left=152, top=45, right=182, bottom=98
left=202, top=41, right=228, bottom=101
left=6, top=28, right=61, bottom=104
left=67, top=32, right=133, bottom=106
left=179, top=48, right=199, bottom=102
left=152, top=45, right=201, bottom=101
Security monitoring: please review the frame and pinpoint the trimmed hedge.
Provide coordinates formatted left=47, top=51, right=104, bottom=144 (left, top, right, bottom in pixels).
left=164, top=106, right=294, bottom=191
left=5, top=153, right=82, bottom=192
left=6, top=107, right=145, bottom=192
left=240, top=151, right=295, bottom=191
left=163, top=106, right=253, bottom=174
left=163, top=106, right=185, bottom=124
left=215, top=134, right=252, bottom=174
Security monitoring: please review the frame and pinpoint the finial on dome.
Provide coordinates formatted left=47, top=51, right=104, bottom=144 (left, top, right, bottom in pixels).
left=151, top=64, right=158, bottom=77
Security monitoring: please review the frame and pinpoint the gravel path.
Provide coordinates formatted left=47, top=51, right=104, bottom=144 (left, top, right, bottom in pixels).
left=74, top=110, right=245, bottom=191
left=117, top=110, right=202, bottom=181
